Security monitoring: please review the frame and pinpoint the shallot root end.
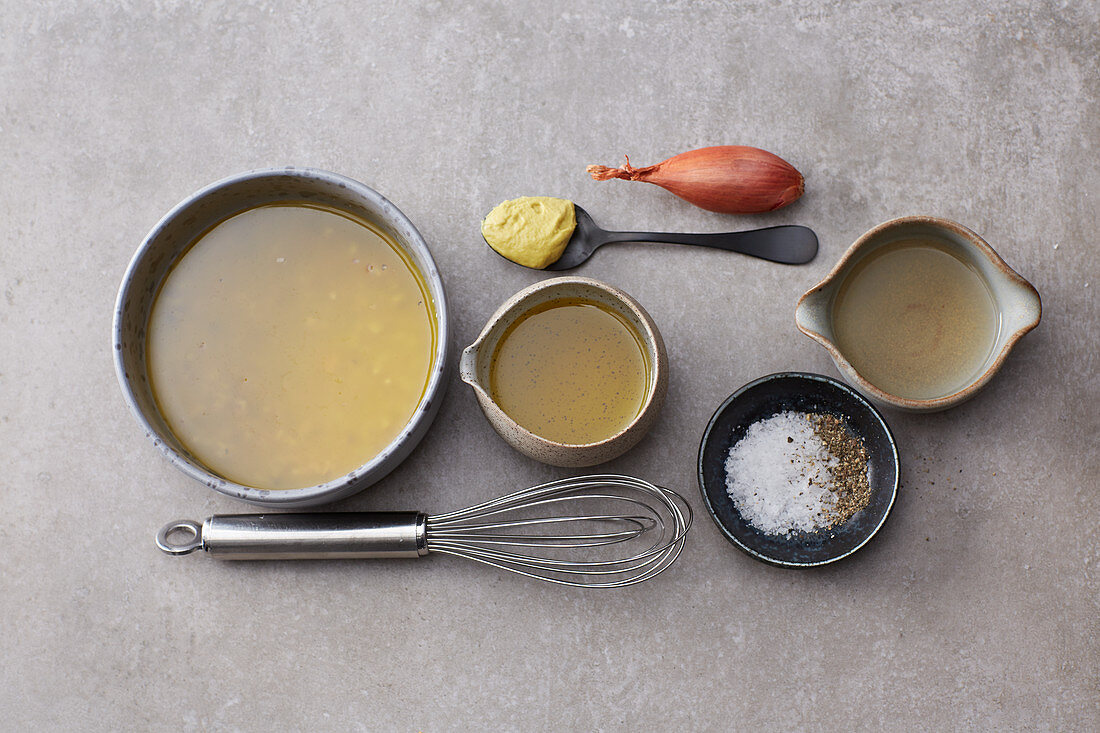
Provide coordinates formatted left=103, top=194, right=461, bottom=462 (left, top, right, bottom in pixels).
left=586, top=155, right=650, bottom=181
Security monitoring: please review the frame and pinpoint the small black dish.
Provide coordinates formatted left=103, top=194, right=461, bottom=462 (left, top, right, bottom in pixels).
left=697, top=372, right=899, bottom=567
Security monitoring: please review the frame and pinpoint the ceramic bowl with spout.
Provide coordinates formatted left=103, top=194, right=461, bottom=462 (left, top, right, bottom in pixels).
left=795, top=216, right=1040, bottom=412
left=460, top=276, right=668, bottom=467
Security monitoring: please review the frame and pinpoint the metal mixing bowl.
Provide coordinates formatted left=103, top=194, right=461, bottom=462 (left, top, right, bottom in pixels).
left=113, top=167, right=450, bottom=507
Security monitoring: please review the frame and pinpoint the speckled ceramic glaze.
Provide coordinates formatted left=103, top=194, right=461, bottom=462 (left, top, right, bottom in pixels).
left=460, top=277, right=668, bottom=467
left=698, top=372, right=899, bottom=567
left=113, top=167, right=451, bottom=507
left=795, top=216, right=1041, bottom=412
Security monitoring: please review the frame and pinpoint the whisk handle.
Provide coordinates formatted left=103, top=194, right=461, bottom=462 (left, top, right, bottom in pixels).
left=156, top=513, right=428, bottom=559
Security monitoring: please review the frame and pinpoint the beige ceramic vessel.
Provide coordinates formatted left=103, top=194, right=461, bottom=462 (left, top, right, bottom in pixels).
left=461, top=277, right=668, bottom=466
left=795, top=216, right=1041, bottom=412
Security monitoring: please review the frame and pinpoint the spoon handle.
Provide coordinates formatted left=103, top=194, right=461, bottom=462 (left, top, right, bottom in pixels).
left=600, top=225, right=818, bottom=265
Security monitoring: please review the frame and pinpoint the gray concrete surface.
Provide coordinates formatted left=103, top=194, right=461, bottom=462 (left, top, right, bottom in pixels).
left=2, top=1, right=1097, bottom=730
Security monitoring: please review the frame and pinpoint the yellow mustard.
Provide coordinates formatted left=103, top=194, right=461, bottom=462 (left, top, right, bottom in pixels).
left=481, top=196, right=576, bottom=269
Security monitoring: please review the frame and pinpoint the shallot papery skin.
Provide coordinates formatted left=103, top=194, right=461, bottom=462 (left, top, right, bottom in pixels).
left=586, top=145, right=804, bottom=214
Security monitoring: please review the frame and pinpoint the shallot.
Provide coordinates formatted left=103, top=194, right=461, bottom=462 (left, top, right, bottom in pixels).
left=586, top=145, right=804, bottom=214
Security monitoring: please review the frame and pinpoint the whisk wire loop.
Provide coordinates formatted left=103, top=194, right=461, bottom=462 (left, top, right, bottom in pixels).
left=425, top=474, right=691, bottom=588
left=428, top=515, right=655, bottom=547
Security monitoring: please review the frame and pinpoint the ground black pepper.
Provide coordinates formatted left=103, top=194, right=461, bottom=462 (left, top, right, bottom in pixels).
left=809, top=413, right=871, bottom=526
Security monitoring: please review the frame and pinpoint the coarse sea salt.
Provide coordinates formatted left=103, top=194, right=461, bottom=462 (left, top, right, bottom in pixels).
left=724, top=411, right=838, bottom=536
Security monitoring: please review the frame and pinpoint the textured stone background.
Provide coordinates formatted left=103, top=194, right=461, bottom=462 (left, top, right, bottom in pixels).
left=2, top=1, right=1097, bottom=729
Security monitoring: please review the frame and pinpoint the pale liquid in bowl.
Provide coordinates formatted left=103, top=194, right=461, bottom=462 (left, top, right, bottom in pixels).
left=831, top=239, right=1000, bottom=400
left=147, top=204, right=436, bottom=489
left=489, top=299, right=650, bottom=445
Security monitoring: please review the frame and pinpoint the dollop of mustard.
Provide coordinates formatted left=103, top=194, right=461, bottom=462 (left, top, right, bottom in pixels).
left=481, top=196, right=576, bottom=269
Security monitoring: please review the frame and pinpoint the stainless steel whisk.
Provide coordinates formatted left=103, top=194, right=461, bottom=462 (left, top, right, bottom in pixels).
left=156, top=474, right=692, bottom=588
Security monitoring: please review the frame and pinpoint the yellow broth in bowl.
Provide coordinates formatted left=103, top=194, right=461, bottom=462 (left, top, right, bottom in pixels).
left=488, top=298, right=650, bottom=445
left=147, top=203, right=437, bottom=489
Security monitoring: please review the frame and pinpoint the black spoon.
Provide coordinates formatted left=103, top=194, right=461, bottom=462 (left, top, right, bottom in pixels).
left=485, top=204, right=819, bottom=270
